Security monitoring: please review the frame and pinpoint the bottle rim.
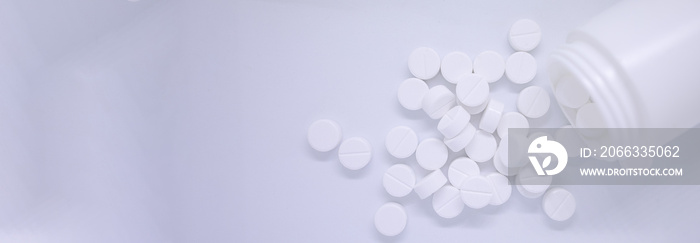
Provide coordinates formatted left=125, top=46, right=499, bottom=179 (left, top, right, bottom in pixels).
left=548, top=41, right=640, bottom=130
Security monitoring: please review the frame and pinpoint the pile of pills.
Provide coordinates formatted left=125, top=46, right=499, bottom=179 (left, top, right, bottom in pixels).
left=307, top=19, right=577, bottom=237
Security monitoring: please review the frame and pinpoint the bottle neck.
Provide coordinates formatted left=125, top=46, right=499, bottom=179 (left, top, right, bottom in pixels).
left=548, top=40, right=640, bottom=129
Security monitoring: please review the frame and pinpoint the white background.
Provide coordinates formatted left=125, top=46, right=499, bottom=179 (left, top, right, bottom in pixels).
left=1, top=0, right=699, bottom=242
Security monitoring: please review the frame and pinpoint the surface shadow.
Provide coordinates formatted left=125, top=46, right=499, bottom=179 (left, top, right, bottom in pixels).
left=459, top=207, right=492, bottom=228
left=305, top=142, right=335, bottom=162
left=397, top=100, right=429, bottom=121
left=372, top=223, right=407, bottom=242
left=544, top=212, right=574, bottom=230
left=335, top=154, right=372, bottom=180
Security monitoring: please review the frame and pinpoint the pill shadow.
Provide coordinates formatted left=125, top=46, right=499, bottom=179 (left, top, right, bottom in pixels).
left=371, top=223, right=407, bottom=242
left=543, top=213, right=574, bottom=230
left=305, top=142, right=335, bottom=162
left=491, top=76, right=524, bottom=94
left=379, top=146, right=406, bottom=164
left=527, top=114, right=554, bottom=130
left=335, top=156, right=371, bottom=179
left=396, top=101, right=429, bottom=121
left=377, top=186, right=420, bottom=208
left=511, top=190, right=541, bottom=214
left=452, top=207, right=492, bottom=229
left=414, top=196, right=492, bottom=229
left=478, top=202, right=508, bottom=216
left=515, top=199, right=541, bottom=214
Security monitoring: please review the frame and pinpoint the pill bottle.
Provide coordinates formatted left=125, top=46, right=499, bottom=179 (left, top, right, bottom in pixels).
left=548, top=0, right=700, bottom=132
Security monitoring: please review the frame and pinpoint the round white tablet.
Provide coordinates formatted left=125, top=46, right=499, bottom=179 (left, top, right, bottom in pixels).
left=456, top=74, right=490, bottom=107
left=478, top=99, right=504, bottom=134
left=505, top=52, right=537, bottom=84
left=497, top=112, right=529, bottom=139
left=473, top=51, right=505, bottom=83
left=448, top=157, right=480, bottom=187
left=441, top=52, right=473, bottom=84
left=308, top=119, right=342, bottom=152
left=493, top=152, right=515, bottom=176
left=438, top=106, right=471, bottom=139
left=516, top=183, right=545, bottom=199
left=464, top=97, right=489, bottom=114
left=555, top=125, right=586, bottom=158
left=517, top=86, right=550, bottom=118
left=416, top=138, right=448, bottom=170
left=576, top=103, right=607, bottom=138
left=497, top=135, right=528, bottom=172
left=464, top=130, right=497, bottom=163
left=432, top=185, right=464, bottom=218
left=414, top=170, right=448, bottom=199
left=338, top=137, right=372, bottom=170
left=383, top=164, right=416, bottom=197
left=517, top=166, right=552, bottom=194
left=576, top=102, right=606, bottom=129
left=398, top=78, right=430, bottom=110
left=487, top=173, right=512, bottom=206
left=408, top=47, right=441, bottom=80
left=509, top=19, right=542, bottom=52
left=374, top=202, right=407, bottom=236
left=459, top=175, right=493, bottom=209
left=443, top=122, right=476, bottom=152
left=422, top=85, right=456, bottom=119
left=555, top=76, right=589, bottom=109
left=542, top=187, right=576, bottom=221
left=385, top=126, right=419, bottom=159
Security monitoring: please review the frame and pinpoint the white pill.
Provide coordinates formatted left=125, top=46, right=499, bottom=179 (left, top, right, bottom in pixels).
left=576, top=102, right=606, bottom=129
left=374, top=202, right=407, bottom=236
left=398, top=78, right=430, bottom=110
left=517, top=86, right=550, bottom=118
left=542, top=187, right=576, bottom=221
left=438, top=106, right=471, bottom=139
left=497, top=112, right=529, bottom=139
left=459, top=175, right=493, bottom=209
left=517, top=166, right=552, bottom=194
left=497, top=135, right=528, bottom=171
left=443, top=122, right=476, bottom=152
left=497, top=136, right=510, bottom=165
left=422, top=85, right=456, bottom=119
left=385, top=126, right=419, bottom=159
left=383, top=164, right=416, bottom=197
left=408, top=47, right=441, bottom=80
left=487, top=173, right=512, bottom=206
left=464, top=130, right=497, bottom=163
left=464, top=97, right=489, bottom=114
left=493, top=152, right=515, bottom=176
left=448, top=157, right=480, bottom=187
left=576, top=103, right=607, bottom=138
left=505, top=52, right=537, bottom=84
left=516, top=183, right=545, bottom=199
left=414, top=170, right=448, bottom=199
left=432, top=185, right=464, bottom=218
left=509, top=19, right=542, bottom=52
left=338, top=137, right=372, bottom=170
left=473, top=51, right=505, bottom=83
left=441, top=52, right=473, bottom=84
left=478, top=99, right=504, bottom=134
left=415, top=138, right=448, bottom=170
left=555, top=76, right=589, bottom=109
left=555, top=125, right=586, bottom=158
left=456, top=74, right=490, bottom=107
left=308, top=119, right=342, bottom=152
